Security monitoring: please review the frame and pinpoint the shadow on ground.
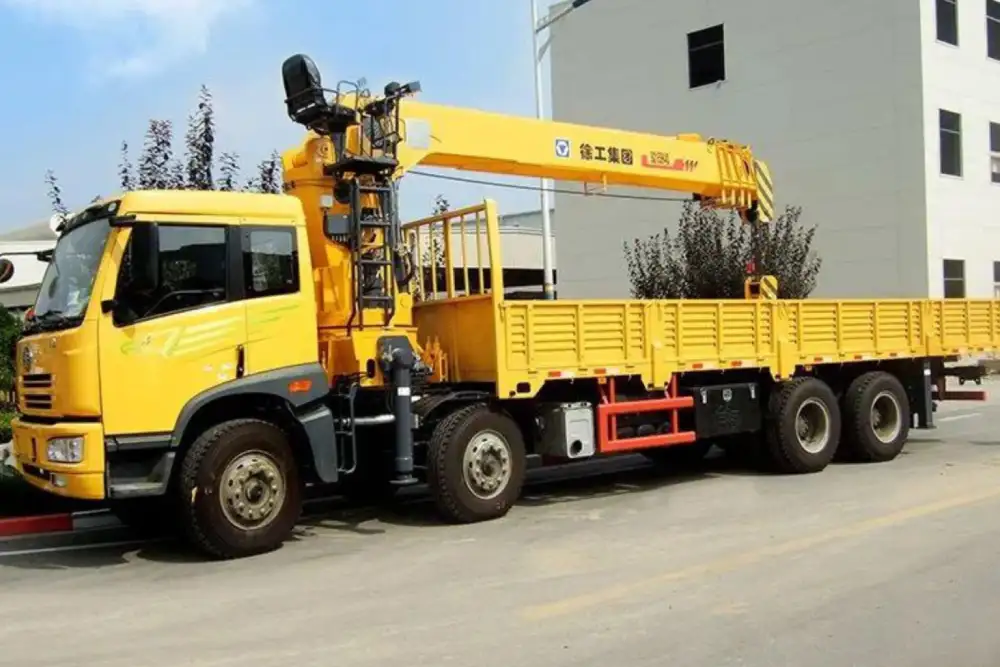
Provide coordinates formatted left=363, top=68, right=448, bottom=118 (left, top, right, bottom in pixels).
left=0, top=448, right=792, bottom=570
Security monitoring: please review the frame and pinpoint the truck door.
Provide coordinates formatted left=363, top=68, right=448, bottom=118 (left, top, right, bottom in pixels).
left=97, top=222, right=248, bottom=437
left=239, top=224, right=316, bottom=375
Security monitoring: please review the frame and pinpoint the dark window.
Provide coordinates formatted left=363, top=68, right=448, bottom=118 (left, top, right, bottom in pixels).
left=993, top=260, right=1000, bottom=283
left=938, top=0, right=959, bottom=45
left=943, top=258, right=966, bottom=298
left=687, top=24, right=725, bottom=88
left=990, top=122, right=1000, bottom=183
left=939, top=109, right=963, bottom=176
left=989, top=0, right=1000, bottom=59
left=243, top=228, right=299, bottom=298
left=115, top=225, right=228, bottom=324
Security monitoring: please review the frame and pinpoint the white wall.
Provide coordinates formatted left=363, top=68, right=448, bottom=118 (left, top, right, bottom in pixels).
left=0, top=240, right=53, bottom=310
left=550, top=0, right=929, bottom=299
left=920, top=0, right=1000, bottom=298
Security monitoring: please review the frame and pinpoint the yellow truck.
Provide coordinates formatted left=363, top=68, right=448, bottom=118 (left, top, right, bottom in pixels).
left=3, top=54, right=994, bottom=559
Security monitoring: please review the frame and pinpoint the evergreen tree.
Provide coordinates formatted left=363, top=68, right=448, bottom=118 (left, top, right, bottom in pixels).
left=118, top=141, right=134, bottom=191
left=217, top=151, right=240, bottom=192
left=44, top=84, right=285, bottom=214
left=137, top=119, right=175, bottom=190
left=43, top=170, right=68, bottom=217
left=246, top=151, right=282, bottom=194
left=185, top=84, right=215, bottom=190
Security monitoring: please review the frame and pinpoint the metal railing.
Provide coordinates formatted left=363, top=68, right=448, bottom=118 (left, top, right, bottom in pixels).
left=401, top=200, right=504, bottom=303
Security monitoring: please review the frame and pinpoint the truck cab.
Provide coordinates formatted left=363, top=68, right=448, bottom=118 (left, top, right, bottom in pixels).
left=7, top=191, right=328, bottom=521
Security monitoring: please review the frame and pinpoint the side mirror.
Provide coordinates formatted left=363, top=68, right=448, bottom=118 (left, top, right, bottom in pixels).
left=129, top=222, right=160, bottom=292
left=0, top=258, right=13, bottom=284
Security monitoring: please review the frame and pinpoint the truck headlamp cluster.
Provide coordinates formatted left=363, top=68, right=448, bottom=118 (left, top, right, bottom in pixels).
left=47, top=436, right=83, bottom=464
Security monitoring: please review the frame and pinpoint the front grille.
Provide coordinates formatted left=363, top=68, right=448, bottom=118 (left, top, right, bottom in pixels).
left=21, top=373, right=54, bottom=412
left=22, top=373, right=52, bottom=389
left=23, top=394, right=53, bottom=411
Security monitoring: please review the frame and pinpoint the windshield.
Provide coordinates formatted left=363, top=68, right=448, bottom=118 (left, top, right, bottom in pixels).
left=32, top=217, right=112, bottom=324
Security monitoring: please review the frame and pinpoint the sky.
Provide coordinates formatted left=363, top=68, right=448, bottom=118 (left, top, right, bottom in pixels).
left=0, top=0, right=558, bottom=231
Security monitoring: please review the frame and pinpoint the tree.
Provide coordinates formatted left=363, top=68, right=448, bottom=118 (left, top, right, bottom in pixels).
left=245, top=151, right=282, bottom=194
left=217, top=151, right=241, bottom=192
left=43, top=85, right=283, bottom=214
left=118, top=141, right=134, bottom=191
left=0, top=305, right=22, bottom=399
left=185, top=85, right=215, bottom=190
left=44, top=170, right=68, bottom=218
left=624, top=201, right=821, bottom=300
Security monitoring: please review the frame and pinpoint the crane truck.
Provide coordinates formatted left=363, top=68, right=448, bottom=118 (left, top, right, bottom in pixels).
left=3, top=54, right=995, bottom=560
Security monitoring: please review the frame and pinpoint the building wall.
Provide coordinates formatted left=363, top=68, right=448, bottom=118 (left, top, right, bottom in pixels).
left=0, top=240, right=54, bottom=311
left=550, top=0, right=929, bottom=299
left=919, top=0, right=1000, bottom=298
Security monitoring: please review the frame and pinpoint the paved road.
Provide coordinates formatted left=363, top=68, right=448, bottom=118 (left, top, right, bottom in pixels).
left=3, top=391, right=1000, bottom=667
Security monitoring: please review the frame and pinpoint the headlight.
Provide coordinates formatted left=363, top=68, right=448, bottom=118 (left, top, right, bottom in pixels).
left=47, top=437, right=84, bottom=463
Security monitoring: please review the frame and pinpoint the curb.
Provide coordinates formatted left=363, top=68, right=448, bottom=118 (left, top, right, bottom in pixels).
left=0, top=509, right=120, bottom=538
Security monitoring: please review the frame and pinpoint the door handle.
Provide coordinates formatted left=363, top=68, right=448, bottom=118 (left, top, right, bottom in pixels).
left=236, top=345, right=245, bottom=379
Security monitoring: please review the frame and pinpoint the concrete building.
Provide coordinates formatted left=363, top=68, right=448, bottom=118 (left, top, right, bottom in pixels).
left=549, top=0, right=1000, bottom=299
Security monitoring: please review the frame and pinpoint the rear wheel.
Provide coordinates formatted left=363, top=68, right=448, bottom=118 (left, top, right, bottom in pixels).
left=177, top=418, right=302, bottom=560
left=764, top=377, right=841, bottom=474
left=840, top=371, right=910, bottom=463
left=427, top=403, right=527, bottom=524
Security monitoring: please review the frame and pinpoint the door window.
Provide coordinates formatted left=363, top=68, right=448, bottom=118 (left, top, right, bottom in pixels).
left=243, top=228, right=299, bottom=298
left=115, top=225, right=228, bottom=324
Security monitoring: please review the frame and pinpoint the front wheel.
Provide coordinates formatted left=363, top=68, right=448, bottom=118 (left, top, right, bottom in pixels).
left=427, top=403, right=527, bottom=524
left=177, top=418, right=302, bottom=560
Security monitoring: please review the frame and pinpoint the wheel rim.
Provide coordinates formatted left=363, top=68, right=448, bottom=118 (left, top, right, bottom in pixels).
left=795, top=398, right=831, bottom=455
left=870, top=390, right=902, bottom=444
left=220, top=450, right=286, bottom=531
left=462, top=429, right=513, bottom=500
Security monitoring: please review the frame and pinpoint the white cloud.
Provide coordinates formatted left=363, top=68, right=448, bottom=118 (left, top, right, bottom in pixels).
left=3, top=0, right=250, bottom=78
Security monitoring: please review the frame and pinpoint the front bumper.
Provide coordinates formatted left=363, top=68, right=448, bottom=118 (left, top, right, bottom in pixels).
left=11, top=419, right=106, bottom=500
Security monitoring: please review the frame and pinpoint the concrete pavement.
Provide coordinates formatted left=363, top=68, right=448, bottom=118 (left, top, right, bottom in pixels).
left=2, top=391, right=999, bottom=666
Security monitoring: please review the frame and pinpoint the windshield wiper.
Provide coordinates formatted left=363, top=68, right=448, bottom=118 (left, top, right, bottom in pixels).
left=24, top=310, right=82, bottom=335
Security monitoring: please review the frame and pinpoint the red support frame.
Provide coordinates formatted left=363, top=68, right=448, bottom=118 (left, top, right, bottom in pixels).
left=596, top=375, right=697, bottom=454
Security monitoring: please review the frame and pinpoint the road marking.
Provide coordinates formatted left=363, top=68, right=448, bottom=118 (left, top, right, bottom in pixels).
left=520, top=485, right=1000, bottom=620
left=0, top=538, right=162, bottom=558
left=937, top=413, right=982, bottom=423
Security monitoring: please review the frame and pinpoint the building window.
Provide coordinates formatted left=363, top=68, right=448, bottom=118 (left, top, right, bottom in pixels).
left=687, top=24, right=725, bottom=89
left=939, top=109, right=963, bottom=177
left=938, top=0, right=959, bottom=45
left=989, top=0, right=1000, bottom=59
left=243, top=228, right=299, bottom=298
left=990, top=122, right=1000, bottom=183
left=943, top=259, right=966, bottom=298
left=994, top=261, right=1000, bottom=297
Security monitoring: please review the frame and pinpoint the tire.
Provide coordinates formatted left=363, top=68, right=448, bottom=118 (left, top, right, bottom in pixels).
left=840, top=371, right=910, bottom=463
left=764, top=377, right=841, bottom=474
left=177, top=418, right=302, bottom=560
left=427, top=403, right=527, bottom=524
left=642, top=440, right=712, bottom=468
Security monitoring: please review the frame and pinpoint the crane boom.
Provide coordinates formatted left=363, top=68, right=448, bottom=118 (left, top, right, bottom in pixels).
left=279, top=53, right=778, bottom=331
left=394, top=99, right=775, bottom=223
